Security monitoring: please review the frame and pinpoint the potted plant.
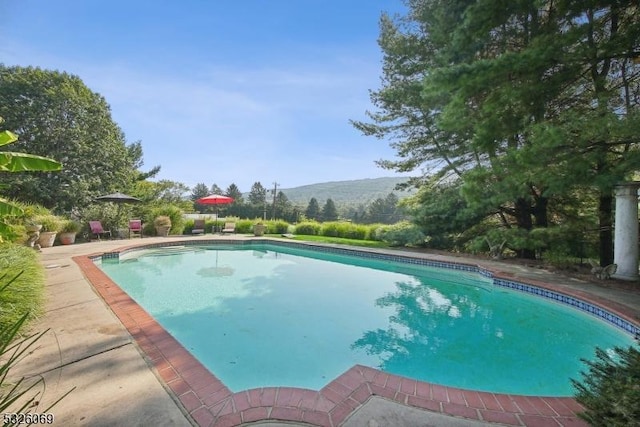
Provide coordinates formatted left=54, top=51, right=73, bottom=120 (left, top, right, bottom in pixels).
left=154, top=215, right=171, bottom=237
left=36, top=215, right=62, bottom=248
left=59, top=220, right=80, bottom=245
left=253, top=222, right=266, bottom=237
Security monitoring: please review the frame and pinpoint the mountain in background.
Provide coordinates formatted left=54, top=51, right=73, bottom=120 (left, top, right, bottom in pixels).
left=279, top=177, right=415, bottom=207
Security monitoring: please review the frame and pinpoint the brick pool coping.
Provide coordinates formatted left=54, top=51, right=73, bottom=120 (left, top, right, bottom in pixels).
left=73, top=240, right=639, bottom=427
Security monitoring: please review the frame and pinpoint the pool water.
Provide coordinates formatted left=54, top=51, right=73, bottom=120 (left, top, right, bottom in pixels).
left=98, top=244, right=636, bottom=395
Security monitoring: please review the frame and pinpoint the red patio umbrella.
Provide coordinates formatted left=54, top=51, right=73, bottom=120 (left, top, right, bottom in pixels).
left=196, top=194, right=234, bottom=206
left=195, top=194, right=234, bottom=230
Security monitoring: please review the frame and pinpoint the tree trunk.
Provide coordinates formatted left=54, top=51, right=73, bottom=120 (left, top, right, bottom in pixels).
left=534, top=196, right=548, bottom=227
left=598, top=193, right=613, bottom=266
left=515, top=197, right=536, bottom=259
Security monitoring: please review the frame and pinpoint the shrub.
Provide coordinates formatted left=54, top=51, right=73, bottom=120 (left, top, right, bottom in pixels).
left=272, top=220, right=290, bottom=234
left=234, top=219, right=254, bottom=234
left=320, top=222, right=340, bottom=237
left=342, top=223, right=368, bottom=240
left=34, top=214, right=62, bottom=233
left=572, top=346, right=640, bottom=426
left=378, top=221, right=425, bottom=247
left=60, top=219, right=80, bottom=233
left=148, top=206, right=184, bottom=235
left=294, top=222, right=321, bottom=236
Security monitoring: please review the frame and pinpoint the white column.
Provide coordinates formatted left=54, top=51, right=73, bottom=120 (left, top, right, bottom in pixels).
left=612, top=183, right=640, bottom=281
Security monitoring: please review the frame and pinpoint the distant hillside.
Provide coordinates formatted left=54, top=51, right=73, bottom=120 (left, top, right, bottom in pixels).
left=280, top=177, right=415, bottom=207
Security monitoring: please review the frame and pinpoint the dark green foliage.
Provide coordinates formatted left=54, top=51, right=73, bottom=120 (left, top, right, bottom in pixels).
left=353, top=0, right=640, bottom=261
left=405, top=180, right=487, bottom=250
left=377, top=221, right=426, bottom=247
left=572, top=346, right=640, bottom=427
left=0, top=65, right=150, bottom=213
left=321, top=198, right=338, bottom=221
left=362, top=193, right=405, bottom=224
left=294, top=222, right=321, bottom=236
left=248, top=182, right=267, bottom=206
left=305, top=198, right=320, bottom=221
left=267, top=220, right=290, bottom=234
left=190, top=183, right=210, bottom=202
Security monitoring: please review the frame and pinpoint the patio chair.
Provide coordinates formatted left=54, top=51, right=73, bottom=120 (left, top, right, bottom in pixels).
left=129, top=219, right=143, bottom=238
left=89, top=221, right=112, bottom=240
left=222, top=222, right=236, bottom=234
left=192, top=219, right=205, bottom=235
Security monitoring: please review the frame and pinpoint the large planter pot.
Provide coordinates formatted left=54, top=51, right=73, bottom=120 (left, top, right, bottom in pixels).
left=38, top=232, right=57, bottom=248
left=59, top=232, right=77, bottom=245
left=156, top=226, right=170, bottom=237
left=253, top=224, right=266, bottom=237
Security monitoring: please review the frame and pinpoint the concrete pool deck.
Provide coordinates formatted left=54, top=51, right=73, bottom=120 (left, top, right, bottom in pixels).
left=11, top=235, right=640, bottom=426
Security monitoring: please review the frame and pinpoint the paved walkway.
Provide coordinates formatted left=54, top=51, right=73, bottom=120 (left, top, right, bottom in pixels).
left=10, top=236, right=640, bottom=426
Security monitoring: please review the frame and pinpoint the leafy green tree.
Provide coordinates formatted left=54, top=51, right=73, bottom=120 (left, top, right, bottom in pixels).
left=0, top=65, right=152, bottom=214
left=321, top=198, right=338, bottom=221
left=305, top=197, right=320, bottom=221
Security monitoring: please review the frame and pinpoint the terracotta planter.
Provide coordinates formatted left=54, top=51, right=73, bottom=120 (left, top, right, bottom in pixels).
left=59, top=232, right=77, bottom=245
left=38, top=232, right=57, bottom=248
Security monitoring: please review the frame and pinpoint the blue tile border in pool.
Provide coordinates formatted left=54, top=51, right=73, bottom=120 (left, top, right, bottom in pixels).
left=92, top=238, right=640, bottom=338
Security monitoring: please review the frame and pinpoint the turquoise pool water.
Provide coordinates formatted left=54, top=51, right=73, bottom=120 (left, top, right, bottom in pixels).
left=98, top=244, right=636, bottom=395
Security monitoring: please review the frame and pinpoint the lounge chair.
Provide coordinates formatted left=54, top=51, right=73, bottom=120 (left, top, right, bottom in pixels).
left=221, top=222, right=236, bottom=234
left=192, top=219, right=205, bottom=235
left=129, top=219, right=143, bottom=238
left=89, top=221, right=112, bottom=240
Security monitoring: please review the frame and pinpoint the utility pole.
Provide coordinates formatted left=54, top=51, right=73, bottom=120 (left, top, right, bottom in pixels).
left=271, top=182, right=278, bottom=220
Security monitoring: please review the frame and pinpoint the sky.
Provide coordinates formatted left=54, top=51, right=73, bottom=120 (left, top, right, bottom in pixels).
left=1, top=0, right=412, bottom=192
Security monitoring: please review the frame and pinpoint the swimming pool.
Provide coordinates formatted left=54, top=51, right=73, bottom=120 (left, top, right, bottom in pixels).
left=97, top=241, right=637, bottom=397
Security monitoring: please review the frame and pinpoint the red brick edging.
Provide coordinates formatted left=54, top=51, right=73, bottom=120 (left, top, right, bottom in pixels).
left=74, top=253, right=594, bottom=427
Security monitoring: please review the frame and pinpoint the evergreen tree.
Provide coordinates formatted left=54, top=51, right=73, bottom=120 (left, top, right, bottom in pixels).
left=225, top=183, right=243, bottom=203
left=247, top=182, right=267, bottom=218
left=210, top=183, right=224, bottom=195
left=190, top=183, right=210, bottom=201
left=321, top=198, right=338, bottom=221
left=305, top=197, right=320, bottom=220
left=353, top=0, right=640, bottom=260
left=274, top=191, right=294, bottom=221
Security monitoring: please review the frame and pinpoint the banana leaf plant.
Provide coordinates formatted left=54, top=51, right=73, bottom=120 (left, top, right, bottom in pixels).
left=0, top=127, right=62, bottom=237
